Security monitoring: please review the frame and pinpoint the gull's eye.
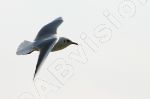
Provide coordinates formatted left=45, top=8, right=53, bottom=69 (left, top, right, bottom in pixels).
left=66, top=40, right=70, bottom=42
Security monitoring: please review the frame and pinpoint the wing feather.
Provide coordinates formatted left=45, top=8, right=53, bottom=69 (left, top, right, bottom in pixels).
left=35, top=17, right=63, bottom=41
left=33, top=38, right=57, bottom=79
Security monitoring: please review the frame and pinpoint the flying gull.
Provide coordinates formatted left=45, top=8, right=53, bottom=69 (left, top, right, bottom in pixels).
left=16, top=17, right=78, bottom=79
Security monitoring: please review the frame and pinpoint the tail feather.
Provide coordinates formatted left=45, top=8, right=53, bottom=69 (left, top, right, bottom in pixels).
left=16, top=40, right=34, bottom=55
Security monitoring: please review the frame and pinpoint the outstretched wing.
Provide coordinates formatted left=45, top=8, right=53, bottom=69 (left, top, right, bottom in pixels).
left=35, top=17, right=63, bottom=41
left=33, top=38, right=57, bottom=79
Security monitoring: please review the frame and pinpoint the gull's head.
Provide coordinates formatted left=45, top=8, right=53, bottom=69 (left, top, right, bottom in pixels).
left=52, top=37, right=78, bottom=52
left=60, top=37, right=78, bottom=47
left=62, top=37, right=78, bottom=46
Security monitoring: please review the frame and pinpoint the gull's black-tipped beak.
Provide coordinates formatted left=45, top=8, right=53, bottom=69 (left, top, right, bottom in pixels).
left=71, top=42, right=78, bottom=45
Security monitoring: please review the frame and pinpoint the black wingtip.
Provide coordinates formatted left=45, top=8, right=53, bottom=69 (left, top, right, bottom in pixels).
left=53, top=17, right=63, bottom=22
left=33, top=74, right=35, bottom=81
left=33, top=69, right=37, bottom=81
left=56, top=17, right=63, bottom=20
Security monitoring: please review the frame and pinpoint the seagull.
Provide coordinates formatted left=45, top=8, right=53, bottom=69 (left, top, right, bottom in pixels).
left=16, top=17, right=78, bottom=79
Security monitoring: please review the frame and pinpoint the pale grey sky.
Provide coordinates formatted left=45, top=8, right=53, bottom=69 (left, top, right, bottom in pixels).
left=0, top=0, right=150, bottom=99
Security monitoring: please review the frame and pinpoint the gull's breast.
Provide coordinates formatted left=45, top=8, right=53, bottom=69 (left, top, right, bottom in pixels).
left=51, top=37, right=67, bottom=52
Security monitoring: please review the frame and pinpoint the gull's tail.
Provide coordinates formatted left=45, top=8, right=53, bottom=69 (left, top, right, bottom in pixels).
left=16, top=40, right=34, bottom=55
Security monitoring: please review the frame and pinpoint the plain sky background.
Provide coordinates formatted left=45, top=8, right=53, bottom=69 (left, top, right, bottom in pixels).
left=0, top=0, right=150, bottom=99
